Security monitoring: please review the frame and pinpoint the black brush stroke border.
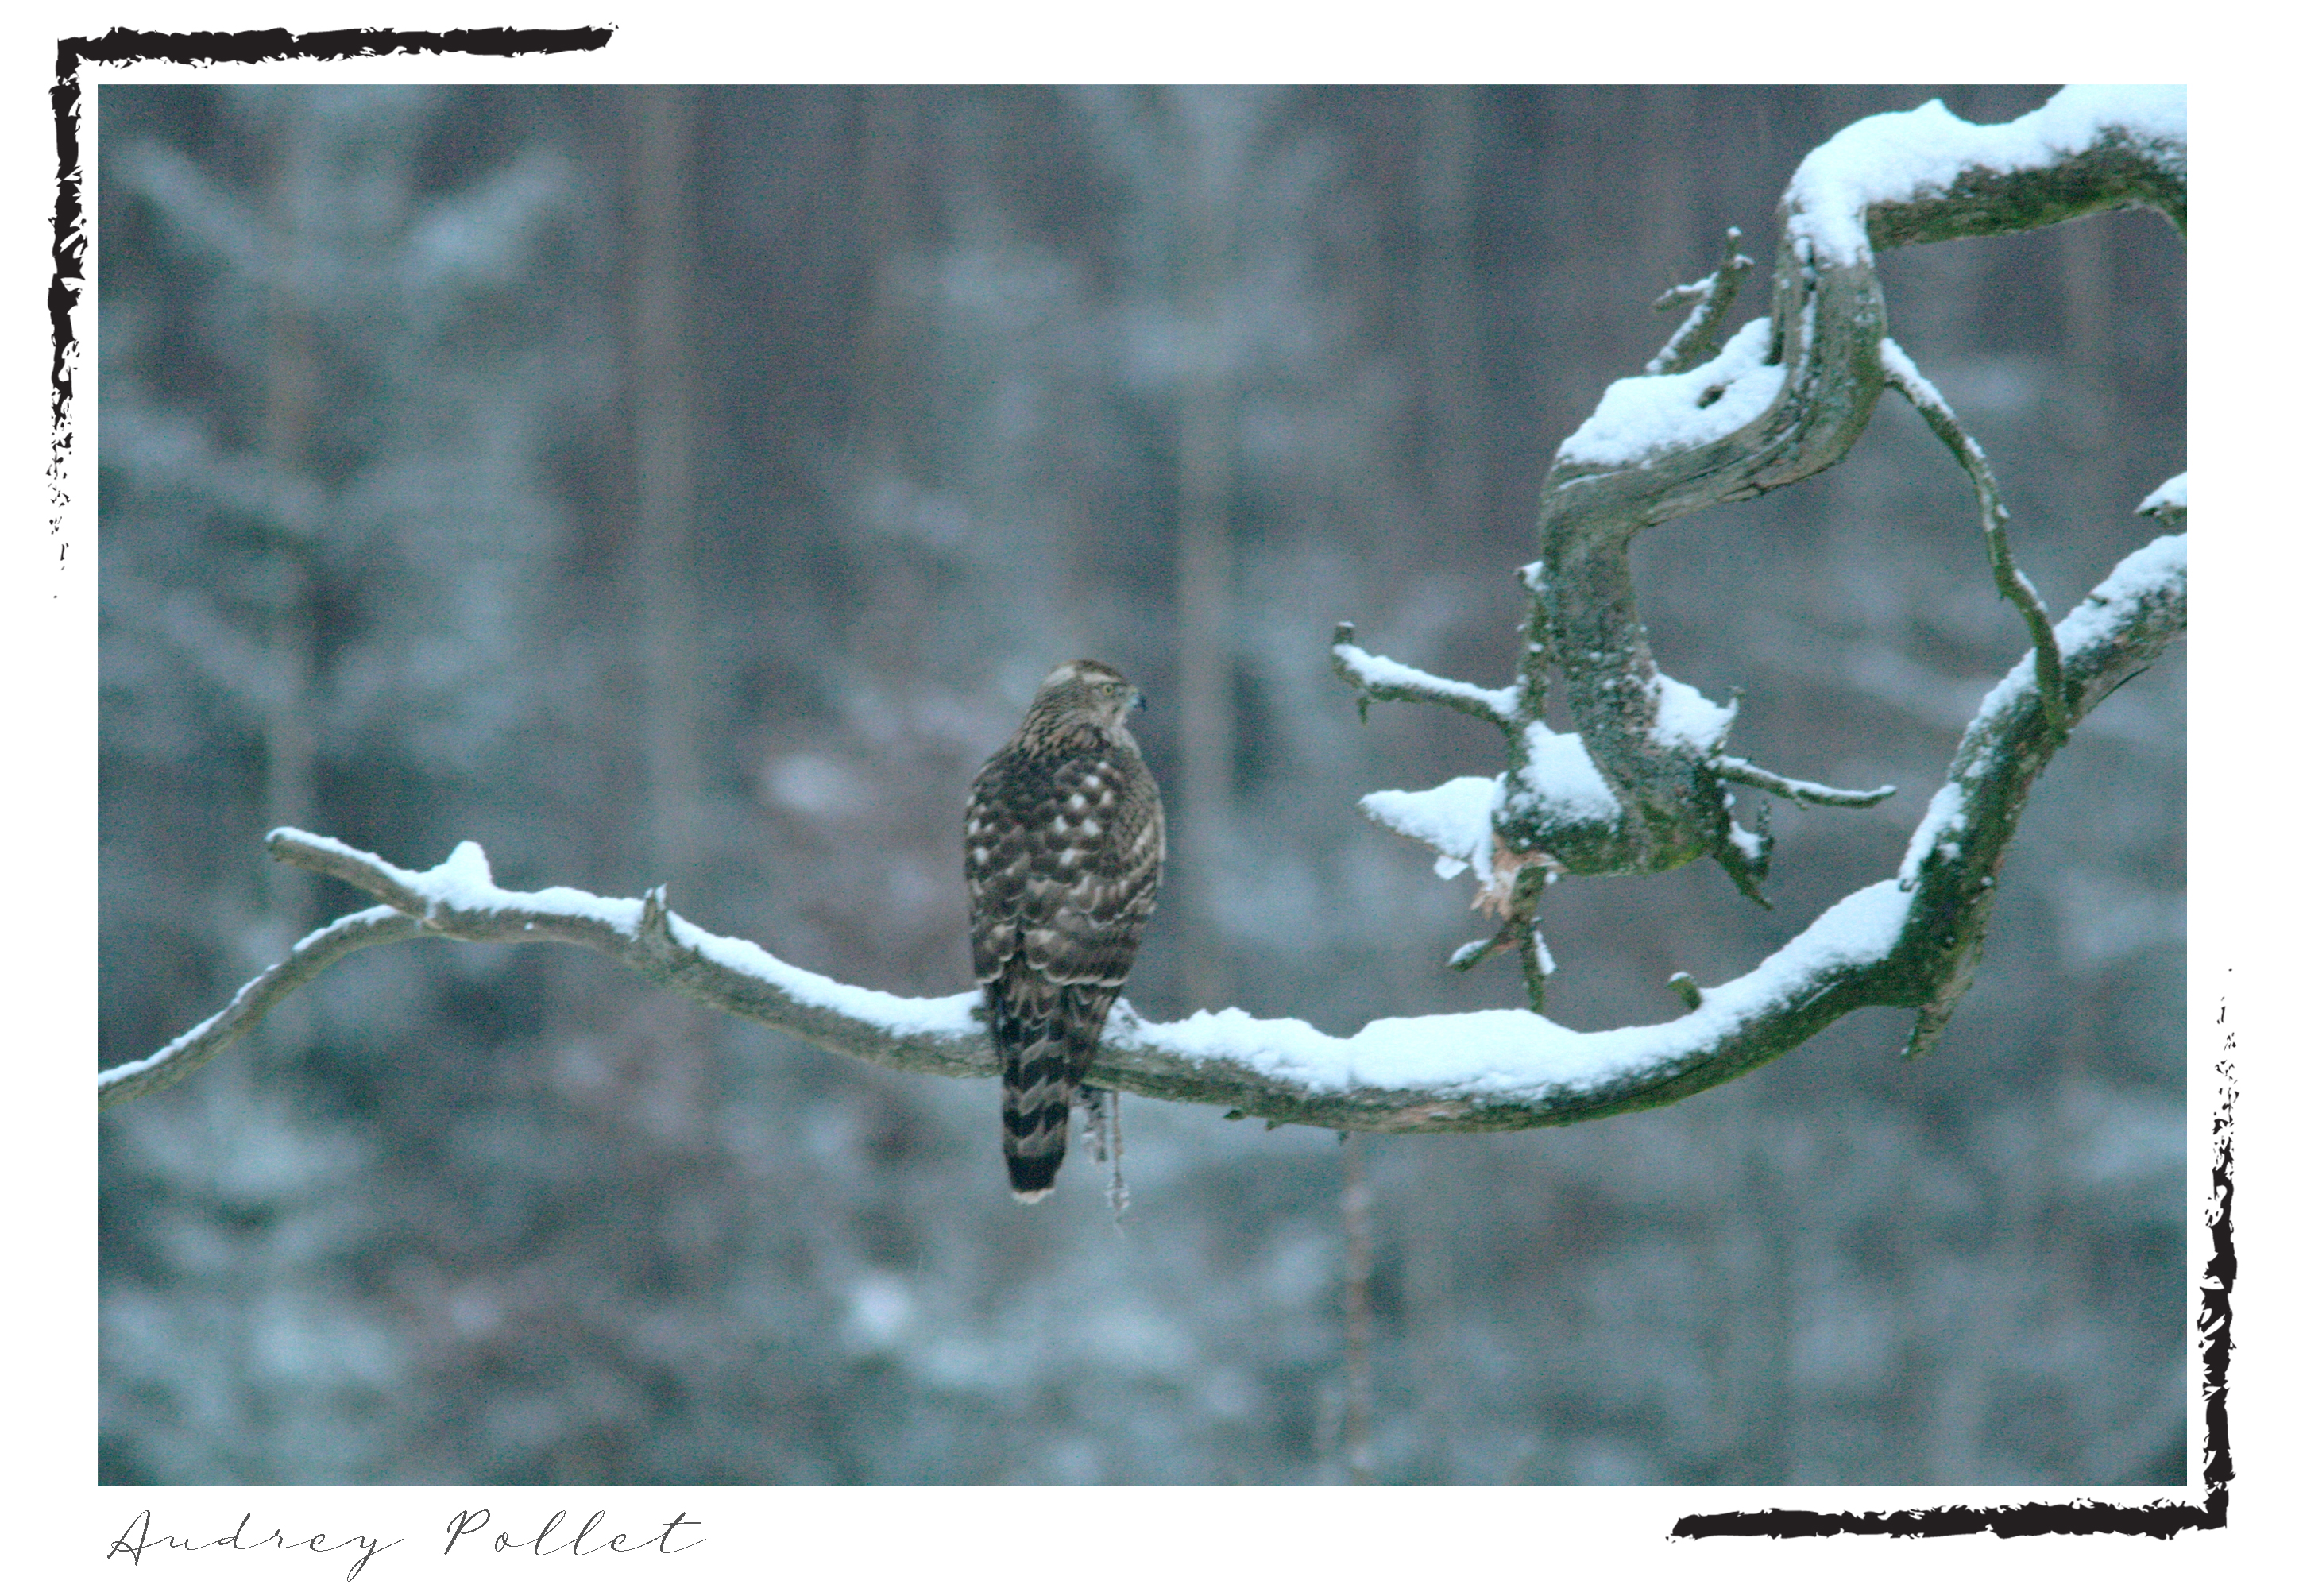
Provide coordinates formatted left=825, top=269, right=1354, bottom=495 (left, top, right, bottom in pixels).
left=60, top=47, right=2216, bottom=1526
left=47, top=25, right=615, bottom=568
left=1675, top=991, right=2231, bottom=1540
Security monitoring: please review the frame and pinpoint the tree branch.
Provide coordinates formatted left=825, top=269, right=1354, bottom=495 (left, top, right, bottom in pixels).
left=1330, top=622, right=1520, bottom=728
left=99, top=91, right=2184, bottom=1142
left=1880, top=335, right=2069, bottom=742
left=1714, top=756, right=1894, bottom=810
left=1646, top=226, right=1753, bottom=376
left=1892, top=530, right=2186, bottom=1051
left=99, top=534, right=2181, bottom=1130
left=97, top=906, right=425, bottom=1111
left=1337, top=87, right=2182, bottom=988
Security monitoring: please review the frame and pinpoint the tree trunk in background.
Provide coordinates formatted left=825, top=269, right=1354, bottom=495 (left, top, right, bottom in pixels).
left=844, top=87, right=918, bottom=507
left=1712, top=1091, right=1794, bottom=1485
left=629, top=88, right=705, bottom=887
left=1402, top=1146, right=1462, bottom=1483
left=1416, top=87, right=1483, bottom=555
left=1636, top=86, right=1698, bottom=291
left=837, top=87, right=937, bottom=686
left=2060, top=213, right=2118, bottom=527
left=1175, top=88, right=1242, bottom=1014
left=259, top=91, right=318, bottom=1034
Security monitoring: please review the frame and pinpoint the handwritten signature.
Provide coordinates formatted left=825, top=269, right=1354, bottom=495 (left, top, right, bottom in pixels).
left=106, top=1506, right=705, bottom=1581
left=442, top=1508, right=704, bottom=1557
left=106, top=1509, right=400, bottom=1582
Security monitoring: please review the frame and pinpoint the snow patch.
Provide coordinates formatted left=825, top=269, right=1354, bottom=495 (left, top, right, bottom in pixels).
left=1334, top=641, right=1520, bottom=721
left=2058, top=533, right=2187, bottom=657
left=1787, top=87, right=2186, bottom=268
left=1361, top=775, right=1498, bottom=883
left=1559, top=317, right=1783, bottom=469
left=671, top=917, right=982, bottom=1039
left=1135, top=880, right=1910, bottom=1099
left=1651, top=672, right=1735, bottom=752
left=2136, top=473, right=2187, bottom=516
left=1516, top=725, right=1620, bottom=823
left=1898, top=782, right=1966, bottom=885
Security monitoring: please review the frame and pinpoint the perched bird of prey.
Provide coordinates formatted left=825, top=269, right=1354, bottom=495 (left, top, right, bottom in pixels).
left=965, top=660, right=1165, bottom=1201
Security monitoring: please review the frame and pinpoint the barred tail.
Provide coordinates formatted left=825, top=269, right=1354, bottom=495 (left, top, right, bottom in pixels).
left=1003, top=1049, right=1075, bottom=1200
left=989, top=978, right=1118, bottom=1201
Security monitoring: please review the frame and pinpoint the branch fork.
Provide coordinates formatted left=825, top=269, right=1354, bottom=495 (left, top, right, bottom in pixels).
left=1336, top=90, right=2181, bottom=1019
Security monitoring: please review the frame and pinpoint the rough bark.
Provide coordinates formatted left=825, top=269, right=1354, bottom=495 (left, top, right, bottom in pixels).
left=1339, top=91, right=2182, bottom=985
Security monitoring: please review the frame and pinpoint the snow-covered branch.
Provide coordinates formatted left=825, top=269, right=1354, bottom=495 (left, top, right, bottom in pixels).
left=98, top=89, right=2185, bottom=1138
left=1880, top=335, right=2069, bottom=741
left=95, top=829, right=989, bottom=1118
left=99, top=528, right=2181, bottom=1126
left=1330, top=622, right=1521, bottom=727
left=1341, top=85, right=2185, bottom=1012
left=1895, top=527, right=2185, bottom=1050
left=1644, top=226, right=1754, bottom=377
left=1711, top=756, right=1895, bottom=810
left=98, top=906, right=425, bottom=1111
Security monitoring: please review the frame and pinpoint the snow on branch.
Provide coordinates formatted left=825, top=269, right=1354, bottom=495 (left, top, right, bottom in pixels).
left=1712, top=757, right=1895, bottom=810
left=99, top=531, right=2182, bottom=1129
left=1360, top=775, right=1501, bottom=885
left=1790, top=86, right=2185, bottom=261
left=2138, top=473, right=2186, bottom=526
left=1561, top=316, right=1785, bottom=471
left=97, top=906, right=424, bottom=1111
left=96, top=827, right=983, bottom=1118
left=1645, top=226, right=1755, bottom=377
left=1880, top=335, right=2069, bottom=741
left=1330, top=623, right=1520, bottom=726
left=1897, top=530, right=2185, bottom=1050
left=99, top=89, right=2186, bottom=1137
left=1338, top=85, right=2184, bottom=1003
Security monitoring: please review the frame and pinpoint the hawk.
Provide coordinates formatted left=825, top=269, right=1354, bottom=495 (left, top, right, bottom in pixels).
left=965, top=660, right=1165, bottom=1202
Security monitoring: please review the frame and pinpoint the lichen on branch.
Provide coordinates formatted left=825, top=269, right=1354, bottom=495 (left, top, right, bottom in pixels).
left=1336, top=86, right=2183, bottom=1027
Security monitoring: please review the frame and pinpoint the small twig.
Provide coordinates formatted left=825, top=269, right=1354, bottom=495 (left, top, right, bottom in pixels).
left=1880, top=337, right=2069, bottom=742
left=1508, top=864, right=1551, bottom=1013
left=1714, top=755, right=1895, bottom=810
left=1520, top=926, right=1555, bottom=1015
left=1711, top=791, right=1775, bottom=910
left=1447, top=933, right=1514, bottom=972
left=1668, top=972, right=1703, bottom=1011
left=97, top=906, right=425, bottom=1110
left=1646, top=226, right=1753, bottom=376
left=1331, top=623, right=1520, bottom=728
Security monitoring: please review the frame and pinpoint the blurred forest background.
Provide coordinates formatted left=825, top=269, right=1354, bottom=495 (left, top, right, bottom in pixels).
left=96, top=83, right=2185, bottom=1487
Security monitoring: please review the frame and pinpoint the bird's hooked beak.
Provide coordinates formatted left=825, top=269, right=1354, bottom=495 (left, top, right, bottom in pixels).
left=1131, top=687, right=1148, bottom=713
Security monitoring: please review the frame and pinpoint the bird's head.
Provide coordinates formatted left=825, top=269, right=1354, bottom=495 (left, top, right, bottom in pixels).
left=1021, top=659, right=1146, bottom=746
